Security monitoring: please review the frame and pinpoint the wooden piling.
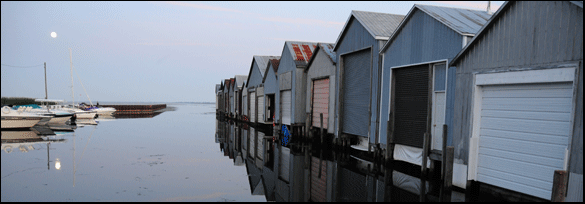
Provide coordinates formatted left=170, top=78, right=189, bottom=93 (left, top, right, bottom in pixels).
left=441, top=125, right=448, bottom=180
left=422, top=133, right=430, bottom=177
left=551, top=170, right=568, bottom=202
left=320, top=113, right=324, bottom=144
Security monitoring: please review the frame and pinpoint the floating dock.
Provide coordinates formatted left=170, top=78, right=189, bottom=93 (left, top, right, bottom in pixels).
left=101, top=104, right=167, bottom=115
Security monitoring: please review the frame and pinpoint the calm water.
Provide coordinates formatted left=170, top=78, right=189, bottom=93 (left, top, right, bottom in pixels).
left=1, top=103, right=265, bottom=202
left=2, top=103, right=542, bottom=202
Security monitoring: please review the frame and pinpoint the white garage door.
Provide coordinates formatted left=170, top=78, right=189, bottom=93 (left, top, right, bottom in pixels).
left=281, top=90, right=292, bottom=125
left=477, top=82, right=572, bottom=200
left=250, top=92, right=256, bottom=123
left=258, top=96, right=264, bottom=123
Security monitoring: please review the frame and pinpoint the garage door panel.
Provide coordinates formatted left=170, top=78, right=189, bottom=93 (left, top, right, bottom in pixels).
left=479, top=147, right=565, bottom=168
left=281, top=90, right=292, bottom=125
left=250, top=92, right=256, bottom=122
left=477, top=82, right=572, bottom=200
left=312, top=78, right=329, bottom=129
left=481, top=110, right=571, bottom=122
left=480, top=117, right=571, bottom=136
left=258, top=96, right=264, bottom=122
left=480, top=129, right=569, bottom=145
left=482, top=97, right=572, bottom=107
left=342, top=49, right=371, bottom=137
left=482, top=88, right=573, bottom=98
left=480, top=136, right=567, bottom=159
left=478, top=155, right=558, bottom=183
left=477, top=169, right=553, bottom=198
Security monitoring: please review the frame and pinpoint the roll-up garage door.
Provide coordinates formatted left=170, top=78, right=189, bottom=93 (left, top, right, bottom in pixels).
left=258, top=96, right=264, bottom=123
left=281, top=90, right=292, bottom=125
left=250, top=92, right=256, bottom=123
left=342, top=49, right=370, bottom=137
left=243, top=95, right=247, bottom=115
left=312, top=78, right=330, bottom=129
left=476, top=82, right=572, bottom=200
left=393, top=64, right=429, bottom=148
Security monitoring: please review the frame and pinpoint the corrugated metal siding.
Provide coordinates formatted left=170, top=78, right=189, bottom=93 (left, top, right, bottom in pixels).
left=312, top=78, right=330, bottom=129
left=393, top=64, right=429, bottom=148
left=452, top=1, right=583, bottom=166
left=342, top=48, right=371, bottom=137
left=379, top=7, right=467, bottom=145
left=477, top=83, right=572, bottom=200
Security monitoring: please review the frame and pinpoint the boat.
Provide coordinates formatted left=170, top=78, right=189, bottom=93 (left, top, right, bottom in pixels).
left=1, top=106, right=49, bottom=129
left=15, top=103, right=74, bottom=125
left=79, top=103, right=116, bottom=116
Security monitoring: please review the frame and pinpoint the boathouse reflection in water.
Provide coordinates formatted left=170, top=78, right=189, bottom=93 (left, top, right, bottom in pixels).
left=215, top=118, right=464, bottom=202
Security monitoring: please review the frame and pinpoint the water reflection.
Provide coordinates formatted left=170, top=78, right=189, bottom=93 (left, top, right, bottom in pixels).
left=1, top=128, right=67, bottom=171
left=215, top=118, right=468, bottom=202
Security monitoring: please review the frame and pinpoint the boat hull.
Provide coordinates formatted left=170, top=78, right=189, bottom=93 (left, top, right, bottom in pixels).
left=1, top=116, right=43, bottom=129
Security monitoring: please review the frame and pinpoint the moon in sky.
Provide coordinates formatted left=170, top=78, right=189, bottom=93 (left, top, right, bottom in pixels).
left=51, top=32, right=57, bottom=38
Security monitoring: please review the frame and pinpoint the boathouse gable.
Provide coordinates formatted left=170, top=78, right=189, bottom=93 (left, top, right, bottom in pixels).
left=305, top=43, right=336, bottom=134
left=450, top=1, right=583, bottom=200
left=334, top=10, right=404, bottom=148
left=277, top=41, right=318, bottom=125
left=263, top=59, right=281, bottom=124
left=378, top=5, right=491, bottom=168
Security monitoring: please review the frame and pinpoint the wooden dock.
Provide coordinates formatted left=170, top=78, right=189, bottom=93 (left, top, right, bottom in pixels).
left=101, top=104, right=167, bottom=115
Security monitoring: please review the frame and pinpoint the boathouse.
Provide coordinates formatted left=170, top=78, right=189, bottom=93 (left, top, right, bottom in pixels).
left=449, top=1, right=583, bottom=201
left=304, top=43, right=336, bottom=135
left=223, top=79, right=231, bottom=116
left=246, top=56, right=280, bottom=125
left=234, top=75, right=248, bottom=119
left=333, top=10, right=404, bottom=151
left=215, top=84, right=221, bottom=112
left=229, top=78, right=236, bottom=117
left=277, top=41, right=318, bottom=129
left=262, top=59, right=280, bottom=125
left=378, top=4, right=490, bottom=167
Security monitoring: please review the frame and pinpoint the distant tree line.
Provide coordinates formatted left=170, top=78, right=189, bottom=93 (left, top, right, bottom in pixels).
left=1, top=97, right=56, bottom=106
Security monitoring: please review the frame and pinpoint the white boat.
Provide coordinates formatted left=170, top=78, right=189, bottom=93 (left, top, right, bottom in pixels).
left=16, top=103, right=74, bottom=125
left=1, top=106, right=49, bottom=129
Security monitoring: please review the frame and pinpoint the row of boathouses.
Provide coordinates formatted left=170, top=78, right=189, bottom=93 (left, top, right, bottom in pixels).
left=214, top=1, right=582, bottom=201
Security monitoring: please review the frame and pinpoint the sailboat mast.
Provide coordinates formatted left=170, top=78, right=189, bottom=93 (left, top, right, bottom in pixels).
left=70, top=48, right=74, bottom=105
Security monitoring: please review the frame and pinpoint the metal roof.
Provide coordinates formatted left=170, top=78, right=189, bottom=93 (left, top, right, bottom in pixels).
left=334, top=10, right=405, bottom=51
left=305, top=43, right=336, bottom=72
left=254, top=55, right=280, bottom=78
left=262, top=59, right=281, bottom=83
left=245, top=55, right=280, bottom=88
left=416, top=4, right=491, bottom=35
left=234, top=75, right=248, bottom=88
left=284, top=41, right=319, bottom=67
left=380, top=4, right=492, bottom=53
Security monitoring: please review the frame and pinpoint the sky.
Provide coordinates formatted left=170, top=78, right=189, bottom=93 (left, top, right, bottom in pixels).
left=1, top=1, right=503, bottom=103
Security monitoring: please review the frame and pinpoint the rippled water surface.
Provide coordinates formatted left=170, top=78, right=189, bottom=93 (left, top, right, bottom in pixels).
left=1, top=104, right=265, bottom=202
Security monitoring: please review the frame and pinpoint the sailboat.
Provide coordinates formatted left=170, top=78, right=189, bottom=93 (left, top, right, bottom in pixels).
left=64, top=48, right=115, bottom=117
